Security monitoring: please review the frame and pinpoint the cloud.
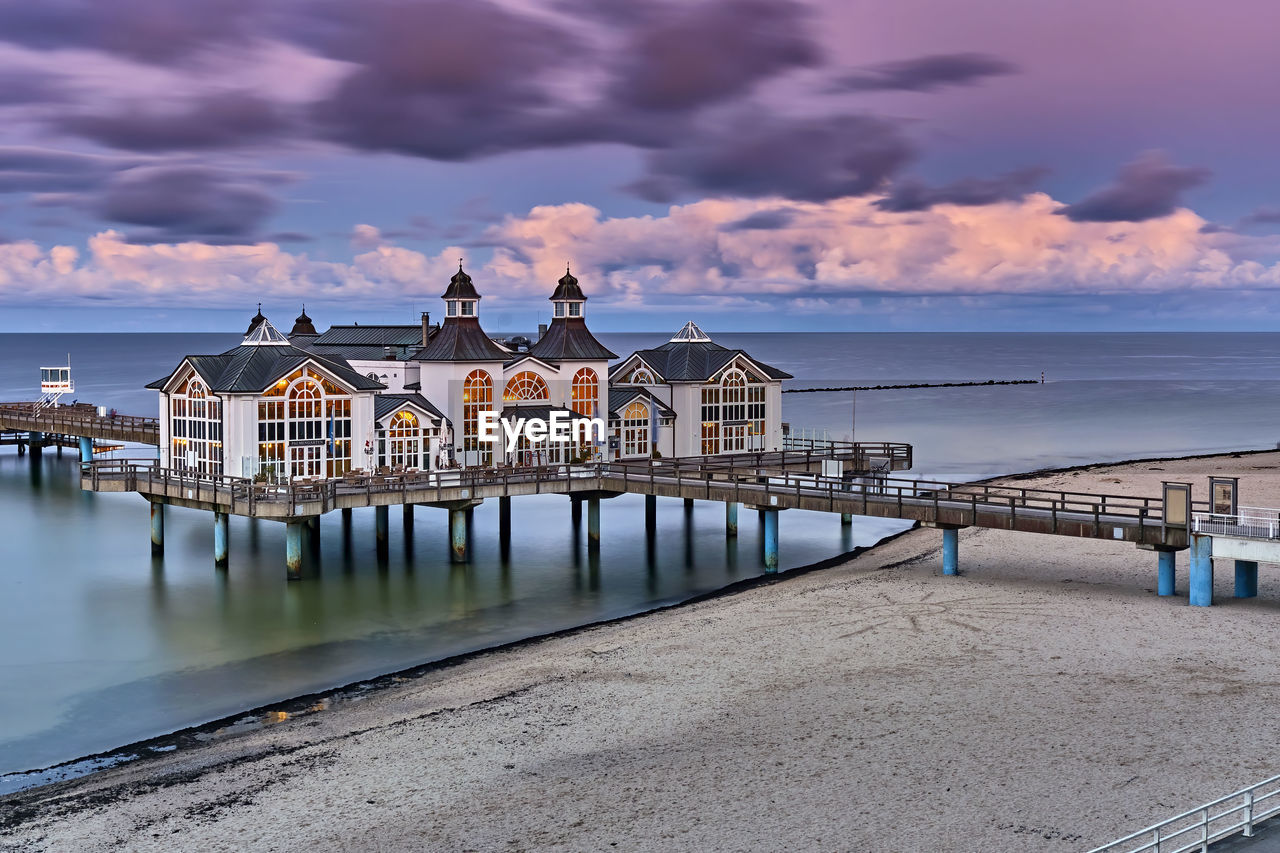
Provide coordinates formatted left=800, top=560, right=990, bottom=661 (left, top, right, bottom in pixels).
left=0, top=68, right=70, bottom=104
left=0, top=0, right=259, bottom=65
left=628, top=114, right=913, bottom=203
left=92, top=165, right=287, bottom=241
left=1058, top=151, right=1210, bottom=223
left=53, top=91, right=291, bottom=151
left=607, top=0, right=818, bottom=112
left=720, top=209, right=796, bottom=231
left=1240, top=206, right=1280, bottom=226
left=874, top=167, right=1048, bottom=212
left=2, top=191, right=1280, bottom=311
left=830, top=52, right=1017, bottom=93
left=0, top=146, right=143, bottom=192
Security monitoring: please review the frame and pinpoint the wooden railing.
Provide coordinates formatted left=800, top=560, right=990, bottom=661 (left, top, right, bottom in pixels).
left=0, top=403, right=159, bottom=442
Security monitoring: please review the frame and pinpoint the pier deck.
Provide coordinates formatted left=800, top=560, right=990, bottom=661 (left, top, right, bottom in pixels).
left=0, top=403, right=159, bottom=446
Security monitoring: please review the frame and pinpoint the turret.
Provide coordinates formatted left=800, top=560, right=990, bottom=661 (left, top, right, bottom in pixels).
left=442, top=262, right=480, bottom=320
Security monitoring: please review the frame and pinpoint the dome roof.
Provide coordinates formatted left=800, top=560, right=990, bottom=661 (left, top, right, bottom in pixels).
left=289, top=306, right=317, bottom=336
left=550, top=265, right=586, bottom=302
left=441, top=262, right=481, bottom=301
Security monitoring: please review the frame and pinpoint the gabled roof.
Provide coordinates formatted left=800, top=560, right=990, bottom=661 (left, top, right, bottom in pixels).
left=527, top=318, right=617, bottom=361
left=147, top=342, right=384, bottom=394
left=607, top=387, right=676, bottom=420
left=503, top=352, right=559, bottom=371
left=375, top=393, right=444, bottom=422
left=610, top=326, right=792, bottom=383
left=412, top=318, right=509, bottom=362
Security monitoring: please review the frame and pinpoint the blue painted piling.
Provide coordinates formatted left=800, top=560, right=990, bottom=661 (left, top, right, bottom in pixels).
left=214, top=511, right=228, bottom=568
left=942, top=528, right=958, bottom=576
left=286, top=520, right=304, bottom=580
left=1157, top=550, right=1175, bottom=596
left=763, top=509, right=779, bottom=572
left=450, top=507, right=468, bottom=562
left=1189, top=534, right=1213, bottom=607
left=78, top=436, right=92, bottom=464
left=726, top=502, right=738, bottom=537
left=1235, top=560, right=1259, bottom=599
left=150, top=501, right=164, bottom=555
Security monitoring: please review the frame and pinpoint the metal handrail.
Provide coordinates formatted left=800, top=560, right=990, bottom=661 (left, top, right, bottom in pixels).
left=1087, top=774, right=1280, bottom=853
left=1191, top=506, right=1280, bottom=540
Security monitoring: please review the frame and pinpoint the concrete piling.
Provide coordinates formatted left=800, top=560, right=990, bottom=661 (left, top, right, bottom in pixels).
left=726, top=502, right=738, bottom=537
left=587, top=497, right=601, bottom=551
left=450, top=507, right=468, bottom=563
left=841, top=512, right=853, bottom=527
left=942, top=528, right=958, bottom=576
left=1235, top=560, right=1259, bottom=599
left=79, top=436, right=93, bottom=465
left=762, top=509, right=778, bottom=572
left=286, top=521, right=304, bottom=580
left=1158, top=550, right=1176, bottom=596
left=375, top=505, right=389, bottom=558
left=214, top=511, right=228, bottom=568
left=150, top=501, right=164, bottom=555
left=1189, top=534, right=1213, bottom=607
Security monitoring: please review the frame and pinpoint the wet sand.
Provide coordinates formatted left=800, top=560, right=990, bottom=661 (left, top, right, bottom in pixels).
left=4, top=451, right=1280, bottom=852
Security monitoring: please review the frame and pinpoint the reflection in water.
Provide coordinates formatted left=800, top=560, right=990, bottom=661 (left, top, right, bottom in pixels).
left=0, top=453, right=905, bottom=776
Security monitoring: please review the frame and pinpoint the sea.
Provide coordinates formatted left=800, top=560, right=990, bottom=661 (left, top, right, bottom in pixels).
left=2, top=331, right=1279, bottom=787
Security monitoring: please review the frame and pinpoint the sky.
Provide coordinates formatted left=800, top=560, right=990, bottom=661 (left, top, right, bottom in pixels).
left=0, top=0, right=1279, bottom=333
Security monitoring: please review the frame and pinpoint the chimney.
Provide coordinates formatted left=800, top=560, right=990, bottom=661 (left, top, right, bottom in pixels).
left=421, top=311, right=430, bottom=345
left=537, top=323, right=548, bottom=341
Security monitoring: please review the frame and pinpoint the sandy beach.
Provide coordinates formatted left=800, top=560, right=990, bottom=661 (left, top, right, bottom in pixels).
left=5, top=450, right=1280, bottom=852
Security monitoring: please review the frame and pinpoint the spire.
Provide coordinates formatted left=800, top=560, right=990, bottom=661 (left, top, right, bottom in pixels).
left=669, top=320, right=711, bottom=343
left=245, top=302, right=266, bottom=335
left=289, top=304, right=317, bottom=336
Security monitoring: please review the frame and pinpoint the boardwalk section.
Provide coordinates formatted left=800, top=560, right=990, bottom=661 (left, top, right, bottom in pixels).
left=0, top=403, right=159, bottom=446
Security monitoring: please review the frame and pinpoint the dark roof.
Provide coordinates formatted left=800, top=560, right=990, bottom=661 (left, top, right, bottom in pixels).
left=607, top=387, right=675, bottom=420
left=312, top=325, right=426, bottom=347
left=528, top=317, right=617, bottom=361
left=245, top=305, right=266, bottom=336
left=550, top=267, right=586, bottom=301
left=503, top=352, right=558, bottom=370
left=289, top=308, right=317, bottom=336
left=612, top=340, right=792, bottom=382
left=375, top=393, right=444, bottom=422
left=147, top=343, right=384, bottom=394
left=442, top=264, right=481, bottom=300
left=297, top=342, right=414, bottom=362
left=500, top=403, right=590, bottom=421
left=412, top=317, right=509, bottom=362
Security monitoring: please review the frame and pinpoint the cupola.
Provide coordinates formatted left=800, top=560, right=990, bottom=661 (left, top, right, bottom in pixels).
left=550, top=265, right=586, bottom=319
left=289, top=305, right=317, bottom=336
left=245, top=303, right=266, bottom=335
left=442, top=262, right=480, bottom=319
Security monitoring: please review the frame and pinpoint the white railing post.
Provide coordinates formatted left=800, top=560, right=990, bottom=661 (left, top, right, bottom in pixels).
left=1244, top=789, right=1255, bottom=836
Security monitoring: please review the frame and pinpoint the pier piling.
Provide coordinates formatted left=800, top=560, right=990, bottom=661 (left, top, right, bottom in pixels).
left=841, top=512, right=853, bottom=527
left=214, top=511, right=228, bottom=568
left=286, top=521, right=304, bottom=580
left=375, top=505, right=389, bottom=559
left=150, top=501, right=164, bottom=556
left=1189, top=534, right=1213, bottom=607
left=1235, top=560, right=1259, bottom=599
left=942, top=528, right=958, bottom=576
left=726, top=502, right=738, bottom=537
left=587, top=497, right=601, bottom=551
left=78, top=436, right=92, bottom=465
left=1158, top=550, right=1176, bottom=596
left=571, top=497, right=582, bottom=528
left=762, top=509, right=778, bottom=571
left=403, top=503, right=414, bottom=535
left=450, top=507, right=468, bottom=562
left=645, top=495, right=656, bottom=535
left=499, top=496, right=511, bottom=558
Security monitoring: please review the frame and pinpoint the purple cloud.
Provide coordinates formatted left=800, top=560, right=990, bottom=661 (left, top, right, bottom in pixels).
left=831, top=52, right=1017, bottom=93
left=1058, top=151, right=1209, bottom=223
left=720, top=209, right=797, bottom=231
left=875, top=167, right=1048, bottom=212
left=93, top=165, right=284, bottom=241
left=54, top=91, right=291, bottom=151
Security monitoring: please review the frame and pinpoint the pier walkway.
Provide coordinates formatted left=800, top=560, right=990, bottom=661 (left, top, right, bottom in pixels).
left=0, top=402, right=159, bottom=450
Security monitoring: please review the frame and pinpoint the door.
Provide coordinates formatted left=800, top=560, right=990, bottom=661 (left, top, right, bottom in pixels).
left=289, top=444, right=323, bottom=480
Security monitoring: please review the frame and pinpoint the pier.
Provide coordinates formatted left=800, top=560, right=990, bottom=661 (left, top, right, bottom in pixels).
left=0, top=403, right=158, bottom=461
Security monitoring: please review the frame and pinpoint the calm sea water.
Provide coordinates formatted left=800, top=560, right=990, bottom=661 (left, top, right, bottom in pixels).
left=2, top=331, right=1279, bottom=781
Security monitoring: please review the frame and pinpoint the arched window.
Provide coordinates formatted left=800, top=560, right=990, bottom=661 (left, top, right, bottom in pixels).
left=720, top=369, right=747, bottom=452
left=622, top=400, right=650, bottom=457
left=255, top=367, right=352, bottom=481
left=504, top=370, right=550, bottom=401
left=571, top=367, right=598, bottom=416
left=463, top=370, right=493, bottom=452
left=170, top=376, right=222, bottom=474
left=387, top=411, right=420, bottom=469
left=629, top=366, right=655, bottom=385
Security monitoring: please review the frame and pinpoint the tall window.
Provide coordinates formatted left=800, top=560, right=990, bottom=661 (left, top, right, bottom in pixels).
left=700, top=385, right=720, bottom=455
left=462, top=369, right=492, bottom=452
left=504, top=370, right=550, bottom=401
left=721, top=369, right=747, bottom=452
left=255, top=367, right=352, bottom=481
left=171, top=376, right=222, bottom=474
left=622, top=400, right=650, bottom=457
left=571, top=367, right=598, bottom=416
